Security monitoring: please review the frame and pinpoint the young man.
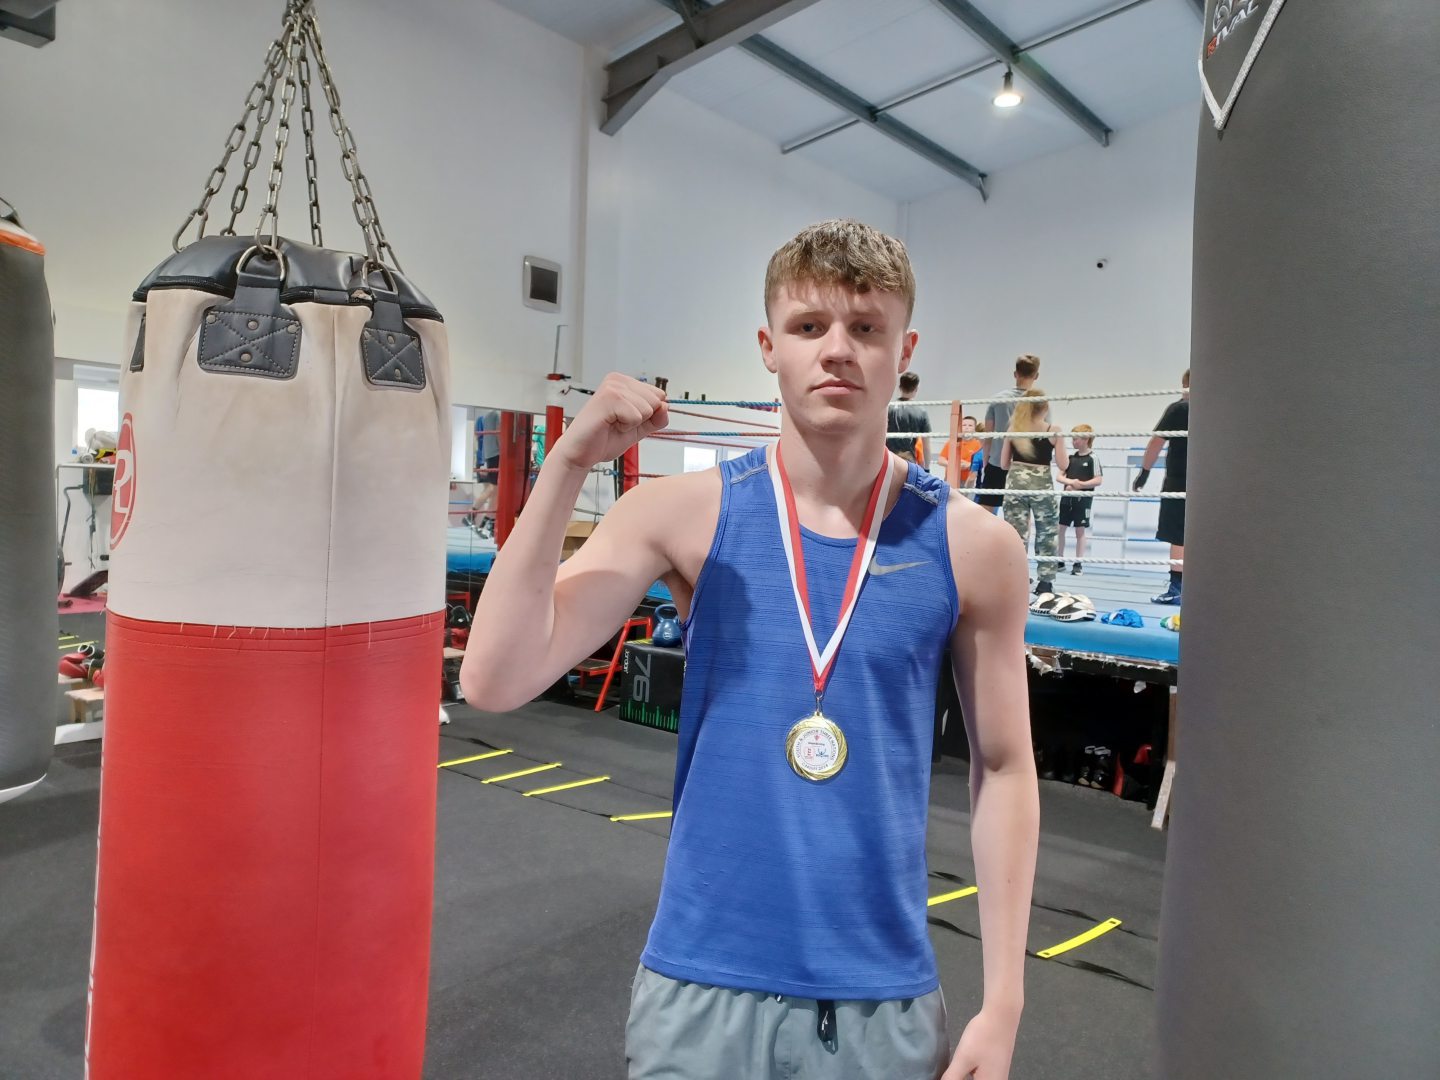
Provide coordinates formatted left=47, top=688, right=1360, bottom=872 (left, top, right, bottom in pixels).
left=978, top=355, right=1042, bottom=516
left=462, top=220, right=1038, bottom=1080
left=887, top=370, right=932, bottom=463
left=1057, top=424, right=1103, bottom=574
left=1133, top=369, right=1189, bottom=604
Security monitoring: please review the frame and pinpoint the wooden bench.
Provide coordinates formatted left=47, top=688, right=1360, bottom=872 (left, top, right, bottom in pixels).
left=66, top=687, right=105, bottom=725
left=57, top=674, right=83, bottom=724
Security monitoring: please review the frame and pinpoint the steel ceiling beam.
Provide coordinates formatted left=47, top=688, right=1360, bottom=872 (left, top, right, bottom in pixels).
left=648, top=0, right=988, bottom=197
left=783, top=0, right=1153, bottom=156
left=0, top=0, right=57, bottom=47
left=604, top=0, right=826, bottom=134
left=928, top=0, right=1112, bottom=146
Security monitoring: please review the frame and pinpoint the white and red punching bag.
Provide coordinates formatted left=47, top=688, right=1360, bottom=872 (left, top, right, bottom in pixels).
left=86, top=7, right=450, bottom=1078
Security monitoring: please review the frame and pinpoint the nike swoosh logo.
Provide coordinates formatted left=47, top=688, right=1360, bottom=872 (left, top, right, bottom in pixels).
left=869, top=559, right=928, bottom=577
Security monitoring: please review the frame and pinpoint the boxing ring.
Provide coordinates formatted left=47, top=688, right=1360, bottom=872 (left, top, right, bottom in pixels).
left=454, top=381, right=1187, bottom=822
left=446, top=525, right=498, bottom=576
left=1023, top=571, right=1178, bottom=668
left=465, top=384, right=1188, bottom=673
left=449, top=532, right=1181, bottom=669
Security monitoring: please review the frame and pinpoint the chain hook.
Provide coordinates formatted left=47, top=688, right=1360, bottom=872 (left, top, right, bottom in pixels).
left=236, top=242, right=289, bottom=283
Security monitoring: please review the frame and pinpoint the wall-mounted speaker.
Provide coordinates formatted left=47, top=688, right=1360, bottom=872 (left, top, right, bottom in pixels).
left=522, top=256, right=560, bottom=313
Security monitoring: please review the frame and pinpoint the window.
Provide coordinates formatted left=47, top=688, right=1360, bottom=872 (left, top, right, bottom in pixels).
left=450, top=405, right=470, bottom=479
left=75, top=386, right=119, bottom=448
left=683, top=447, right=717, bottom=473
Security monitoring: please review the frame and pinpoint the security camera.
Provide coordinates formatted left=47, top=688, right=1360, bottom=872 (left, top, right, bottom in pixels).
left=1095, top=258, right=1108, bottom=269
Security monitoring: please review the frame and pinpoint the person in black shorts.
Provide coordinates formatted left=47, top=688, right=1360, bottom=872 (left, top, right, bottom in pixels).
left=1133, top=369, right=1189, bottom=604
left=979, top=354, right=1041, bottom=514
left=1057, top=424, right=1102, bottom=574
left=886, top=371, right=931, bottom=463
left=469, top=408, right=502, bottom=539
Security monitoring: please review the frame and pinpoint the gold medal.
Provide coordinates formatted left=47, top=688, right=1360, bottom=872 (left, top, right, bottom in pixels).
left=769, top=446, right=895, bottom=786
left=786, top=713, right=848, bottom=781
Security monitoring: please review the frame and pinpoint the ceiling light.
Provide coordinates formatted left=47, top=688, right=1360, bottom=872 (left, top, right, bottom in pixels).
left=993, top=69, right=1022, bottom=108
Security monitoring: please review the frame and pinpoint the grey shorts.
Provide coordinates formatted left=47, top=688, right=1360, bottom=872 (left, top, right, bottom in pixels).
left=625, top=965, right=949, bottom=1080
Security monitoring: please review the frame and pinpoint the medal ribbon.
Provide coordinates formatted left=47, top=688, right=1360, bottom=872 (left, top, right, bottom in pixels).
left=768, top=445, right=895, bottom=702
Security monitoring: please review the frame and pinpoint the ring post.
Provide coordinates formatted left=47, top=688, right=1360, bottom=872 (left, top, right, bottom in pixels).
left=545, top=404, right=563, bottom=456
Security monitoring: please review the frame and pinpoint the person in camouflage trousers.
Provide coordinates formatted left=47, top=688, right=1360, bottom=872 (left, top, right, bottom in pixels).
left=1000, top=389, right=1069, bottom=594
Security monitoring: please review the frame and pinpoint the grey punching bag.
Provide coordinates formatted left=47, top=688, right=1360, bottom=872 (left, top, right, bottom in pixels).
left=0, top=201, right=57, bottom=804
left=1157, top=4, right=1440, bottom=1078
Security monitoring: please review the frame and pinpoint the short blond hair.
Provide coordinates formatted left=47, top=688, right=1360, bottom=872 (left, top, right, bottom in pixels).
left=1072, top=423, right=1093, bottom=434
left=765, top=219, right=915, bottom=320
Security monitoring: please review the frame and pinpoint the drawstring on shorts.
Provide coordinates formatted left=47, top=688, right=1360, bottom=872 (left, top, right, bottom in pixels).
left=817, top=999, right=837, bottom=1048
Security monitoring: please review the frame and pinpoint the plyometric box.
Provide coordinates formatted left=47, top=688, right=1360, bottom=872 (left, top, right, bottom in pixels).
left=562, top=519, right=598, bottom=560
left=619, top=640, right=684, bottom=733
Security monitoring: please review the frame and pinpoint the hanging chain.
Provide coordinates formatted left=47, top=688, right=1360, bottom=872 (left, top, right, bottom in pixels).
left=172, top=34, right=288, bottom=251
left=298, top=51, right=323, bottom=247
left=253, top=20, right=305, bottom=250
left=227, top=0, right=304, bottom=239
left=303, top=8, right=403, bottom=271
left=174, top=0, right=402, bottom=270
left=222, top=43, right=288, bottom=236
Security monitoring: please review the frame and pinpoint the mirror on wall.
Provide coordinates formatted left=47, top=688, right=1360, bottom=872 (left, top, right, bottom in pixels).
left=446, top=404, right=561, bottom=591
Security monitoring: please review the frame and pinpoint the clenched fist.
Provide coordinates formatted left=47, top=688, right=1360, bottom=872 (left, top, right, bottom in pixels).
left=552, top=374, right=670, bottom=471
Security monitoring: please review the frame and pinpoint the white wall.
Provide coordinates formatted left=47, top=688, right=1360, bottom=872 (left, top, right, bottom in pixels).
left=3, top=1, right=902, bottom=534
left=5, top=4, right=1193, bottom=506
left=579, top=74, right=901, bottom=405
left=0, top=0, right=587, bottom=411
left=578, top=78, right=900, bottom=481
left=903, top=103, right=1198, bottom=440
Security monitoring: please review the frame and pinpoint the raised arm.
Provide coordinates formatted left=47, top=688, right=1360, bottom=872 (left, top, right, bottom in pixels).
left=941, top=503, right=1038, bottom=1080
left=460, top=375, right=676, bottom=711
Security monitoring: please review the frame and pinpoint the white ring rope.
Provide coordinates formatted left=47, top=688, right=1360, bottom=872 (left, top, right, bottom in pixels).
left=913, top=388, right=1183, bottom=407
left=577, top=476, right=1185, bottom=497
left=650, top=429, right=1185, bottom=439
left=563, top=387, right=1183, bottom=409
left=1027, top=556, right=1183, bottom=566
left=969, top=489, right=1184, bottom=498
left=921, top=429, right=1186, bottom=440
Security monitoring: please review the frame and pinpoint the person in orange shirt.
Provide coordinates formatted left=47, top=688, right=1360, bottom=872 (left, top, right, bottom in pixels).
left=937, top=415, right=984, bottom=487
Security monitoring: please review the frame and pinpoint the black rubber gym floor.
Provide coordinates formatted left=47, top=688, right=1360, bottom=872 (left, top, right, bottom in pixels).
left=0, top=699, right=1166, bottom=1079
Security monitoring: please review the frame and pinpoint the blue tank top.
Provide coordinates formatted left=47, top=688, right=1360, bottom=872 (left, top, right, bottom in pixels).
left=640, top=447, right=959, bottom=1000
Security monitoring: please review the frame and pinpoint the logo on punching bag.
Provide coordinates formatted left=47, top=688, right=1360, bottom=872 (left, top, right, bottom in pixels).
left=110, top=413, right=137, bottom=549
left=1200, top=0, right=1287, bottom=130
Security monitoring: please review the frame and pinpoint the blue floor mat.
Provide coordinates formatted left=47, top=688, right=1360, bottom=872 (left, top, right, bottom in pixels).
left=448, top=527, right=671, bottom=603
left=449, top=530, right=1177, bottom=664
